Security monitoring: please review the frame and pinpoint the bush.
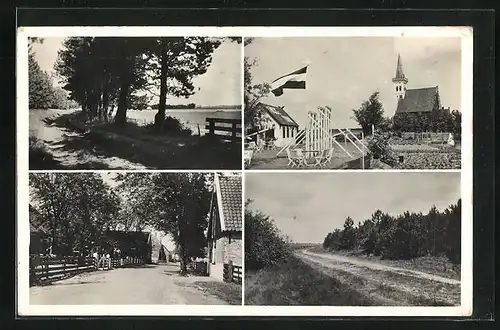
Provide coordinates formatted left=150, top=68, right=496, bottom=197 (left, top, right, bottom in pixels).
left=366, top=134, right=398, bottom=166
left=144, top=116, right=193, bottom=136
left=245, top=201, right=292, bottom=270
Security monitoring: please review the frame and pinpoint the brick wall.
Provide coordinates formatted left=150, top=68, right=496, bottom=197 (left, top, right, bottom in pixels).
left=214, top=233, right=242, bottom=267
left=224, top=234, right=242, bottom=266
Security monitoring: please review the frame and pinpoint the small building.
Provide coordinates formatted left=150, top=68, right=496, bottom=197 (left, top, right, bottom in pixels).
left=207, top=173, right=242, bottom=281
left=252, top=102, right=300, bottom=147
left=148, top=231, right=173, bottom=264
left=103, top=230, right=152, bottom=262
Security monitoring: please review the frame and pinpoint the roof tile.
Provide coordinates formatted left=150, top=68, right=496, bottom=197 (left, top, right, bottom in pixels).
left=217, top=174, right=242, bottom=232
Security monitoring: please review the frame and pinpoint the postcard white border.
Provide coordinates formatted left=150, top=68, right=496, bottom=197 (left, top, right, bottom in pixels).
left=17, top=26, right=473, bottom=317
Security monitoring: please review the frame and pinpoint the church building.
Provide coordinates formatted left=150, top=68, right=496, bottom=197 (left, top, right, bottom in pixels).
left=392, top=53, right=451, bottom=132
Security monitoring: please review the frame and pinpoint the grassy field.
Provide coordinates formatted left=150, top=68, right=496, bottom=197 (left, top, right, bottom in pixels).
left=244, top=256, right=375, bottom=306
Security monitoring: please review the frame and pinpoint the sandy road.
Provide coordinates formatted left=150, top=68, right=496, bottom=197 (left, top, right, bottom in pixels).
left=296, top=250, right=460, bottom=306
left=30, top=264, right=229, bottom=305
left=29, top=109, right=146, bottom=169
left=299, top=250, right=460, bottom=285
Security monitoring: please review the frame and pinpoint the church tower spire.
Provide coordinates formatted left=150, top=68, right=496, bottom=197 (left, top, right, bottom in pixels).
left=392, top=53, right=408, bottom=100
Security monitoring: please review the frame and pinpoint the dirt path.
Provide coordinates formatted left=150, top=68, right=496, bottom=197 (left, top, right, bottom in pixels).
left=29, top=109, right=146, bottom=169
left=30, top=264, right=229, bottom=305
left=300, top=250, right=460, bottom=285
left=296, top=250, right=460, bottom=306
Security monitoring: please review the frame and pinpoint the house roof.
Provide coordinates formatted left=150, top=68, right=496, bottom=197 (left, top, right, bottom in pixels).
left=215, top=174, right=242, bottom=232
left=396, top=86, right=440, bottom=113
left=256, top=102, right=299, bottom=127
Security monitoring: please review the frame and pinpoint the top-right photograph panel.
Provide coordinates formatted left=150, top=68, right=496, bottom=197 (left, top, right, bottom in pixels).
left=243, top=36, right=463, bottom=170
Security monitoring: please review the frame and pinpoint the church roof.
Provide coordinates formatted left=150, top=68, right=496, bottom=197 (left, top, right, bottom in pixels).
left=396, top=86, right=440, bottom=113
left=255, top=103, right=299, bottom=127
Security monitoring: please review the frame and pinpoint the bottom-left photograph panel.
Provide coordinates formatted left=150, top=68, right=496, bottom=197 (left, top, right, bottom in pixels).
left=27, top=171, right=242, bottom=305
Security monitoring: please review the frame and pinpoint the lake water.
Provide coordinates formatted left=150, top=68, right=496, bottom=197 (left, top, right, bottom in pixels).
left=127, top=109, right=242, bottom=136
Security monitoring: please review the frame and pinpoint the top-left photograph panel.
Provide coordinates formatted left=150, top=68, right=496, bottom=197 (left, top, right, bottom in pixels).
left=24, top=35, right=243, bottom=170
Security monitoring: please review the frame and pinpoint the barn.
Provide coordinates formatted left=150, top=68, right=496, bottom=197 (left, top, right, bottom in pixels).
left=206, top=173, right=242, bottom=281
left=251, top=102, right=300, bottom=147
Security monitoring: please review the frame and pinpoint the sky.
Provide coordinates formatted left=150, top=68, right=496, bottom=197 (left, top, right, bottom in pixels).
left=32, top=37, right=242, bottom=106
left=246, top=172, right=461, bottom=244
left=245, top=36, right=462, bottom=128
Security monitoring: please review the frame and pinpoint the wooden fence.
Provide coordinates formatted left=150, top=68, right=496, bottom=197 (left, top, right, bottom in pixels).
left=223, top=261, right=242, bottom=285
left=30, top=255, right=144, bottom=286
left=205, top=118, right=241, bottom=143
left=29, top=255, right=95, bottom=285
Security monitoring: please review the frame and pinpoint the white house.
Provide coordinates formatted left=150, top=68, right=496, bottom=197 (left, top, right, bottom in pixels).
left=252, top=102, right=300, bottom=148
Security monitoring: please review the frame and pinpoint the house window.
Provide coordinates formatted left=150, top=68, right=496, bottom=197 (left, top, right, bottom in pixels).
left=282, top=127, right=285, bottom=138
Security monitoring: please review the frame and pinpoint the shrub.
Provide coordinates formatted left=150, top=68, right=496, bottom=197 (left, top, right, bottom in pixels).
left=144, top=116, right=193, bottom=136
left=245, top=201, right=292, bottom=270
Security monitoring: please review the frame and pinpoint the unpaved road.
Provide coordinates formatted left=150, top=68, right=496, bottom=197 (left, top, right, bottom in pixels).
left=29, top=109, right=146, bottom=169
left=30, top=264, right=229, bottom=305
left=296, top=250, right=460, bottom=306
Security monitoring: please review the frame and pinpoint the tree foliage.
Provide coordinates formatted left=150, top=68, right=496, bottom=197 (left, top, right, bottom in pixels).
left=352, top=91, right=386, bottom=136
left=245, top=199, right=293, bottom=270
left=392, top=108, right=461, bottom=134
left=55, top=37, right=222, bottom=128
left=322, top=200, right=461, bottom=264
left=28, top=38, right=77, bottom=110
left=114, top=172, right=212, bottom=274
left=29, top=173, right=120, bottom=256
left=244, top=47, right=271, bottom=128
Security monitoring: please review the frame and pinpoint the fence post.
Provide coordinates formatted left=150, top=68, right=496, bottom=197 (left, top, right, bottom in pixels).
left=207, top=119, right=214, bottom=136
left=228, top=260, right=234, bottom=283
left=231, top=122, right=237, bottom=142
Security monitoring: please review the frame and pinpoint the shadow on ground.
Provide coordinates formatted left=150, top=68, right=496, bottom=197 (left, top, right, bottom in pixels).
left=39, top=111, right=241, bottom=169
left=175, top=280, right=242, bottom=305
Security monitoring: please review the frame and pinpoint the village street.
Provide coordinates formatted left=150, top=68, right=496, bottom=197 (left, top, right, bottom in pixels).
left=296, top=250, right=461, bottom=306
left=30, top=264, right=233, bottom=305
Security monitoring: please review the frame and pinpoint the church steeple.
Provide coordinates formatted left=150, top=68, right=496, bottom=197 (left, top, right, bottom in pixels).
left=392, top=53, right=408, bottom=100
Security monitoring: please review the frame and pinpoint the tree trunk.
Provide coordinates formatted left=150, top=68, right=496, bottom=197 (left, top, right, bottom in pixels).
left=115, top=80, right=130, bottom=126
left=154, top=50, right=168, bottom=131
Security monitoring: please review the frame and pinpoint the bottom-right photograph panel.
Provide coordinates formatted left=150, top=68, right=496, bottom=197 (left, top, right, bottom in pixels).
left=244, top=172, right=461, bottom=306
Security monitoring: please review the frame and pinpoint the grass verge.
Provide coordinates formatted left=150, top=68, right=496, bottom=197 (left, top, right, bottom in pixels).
left=245, top=256, right=374, bottom=306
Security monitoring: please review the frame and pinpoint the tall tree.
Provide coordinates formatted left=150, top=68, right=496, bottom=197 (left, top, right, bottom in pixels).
left=352, top=91, right=386, bottom=135
left=144, top=37, right=222, bottom=131
left=115, top=172, right=212, bottom=274
left=29, top=173, right=119, bottom=255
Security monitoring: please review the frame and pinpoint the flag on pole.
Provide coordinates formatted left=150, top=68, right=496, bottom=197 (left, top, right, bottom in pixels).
left=270, top=65, right=308, bottom=97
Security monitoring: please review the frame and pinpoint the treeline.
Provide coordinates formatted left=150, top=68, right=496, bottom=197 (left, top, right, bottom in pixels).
left=245, top=199, right=293, bottom=270
left=322, top=199, right=461, bottom=264
left=393, top=108, right=461, bottom=135
left=30, top=172, right=213, bottom=274
left=29, top=39, right=79, bottom=110
left=53, top=37, right=240, bottom=130
left=149, top=103, right=196, bottom=110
